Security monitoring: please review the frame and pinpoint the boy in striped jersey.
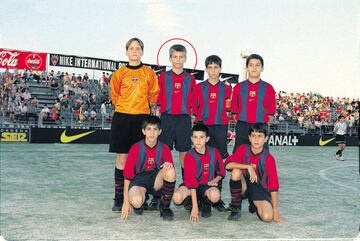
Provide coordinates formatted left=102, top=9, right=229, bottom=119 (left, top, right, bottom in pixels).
left=193, top=55, right=232, bottom=211
left=157, top=44, right=196, bottom=180
left=121, top=116, right=176, bottom=221
left=231, top=54, right=276, bottom=152
left=172, top=124, right=226, bottom=223
left=334, top=115, right=347, bottom=161
left=225, top=124, right=285, bottom=223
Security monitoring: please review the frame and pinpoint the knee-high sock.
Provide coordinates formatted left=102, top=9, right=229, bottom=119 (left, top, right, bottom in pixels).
left=161, top=180, right=176, bottom=209
left=114, top=167, right=124, bottom=200
left=230, top=179, right=242, bottom=208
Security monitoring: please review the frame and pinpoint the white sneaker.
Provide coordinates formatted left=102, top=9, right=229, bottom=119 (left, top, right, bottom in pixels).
left=339, top=156, right=344, bottom=161
left=335, top=154, right=340, bottom=160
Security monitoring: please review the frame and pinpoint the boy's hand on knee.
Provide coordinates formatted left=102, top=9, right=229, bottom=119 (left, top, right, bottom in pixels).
left=161, top=162, right=173, bottom=172
left=247, top=166, right=258, bottom=183
left=207, top=180, right=218, bottom=186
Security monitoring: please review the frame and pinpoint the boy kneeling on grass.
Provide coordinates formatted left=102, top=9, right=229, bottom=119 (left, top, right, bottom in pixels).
left=172, top=124, right=225, bottom=223
left=225, top=124, right=285, bottom=223
left=121, top=116, right=176, bottom=221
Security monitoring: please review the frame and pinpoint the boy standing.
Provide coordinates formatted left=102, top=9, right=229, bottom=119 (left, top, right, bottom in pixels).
left=193, top=55, right=232, bottom=211
left=231, top=54, right=276, bottom=152
left=172, top=124, right=226, bottom=223
left=334, top=115, right=347, bottom=161
left=225, top=124, right=285, bottom=223
left=157, top=44, right=196, bottom=180
left=121, top=116, right=176, bottom=221
left=110, top=37, right=159, bottom=212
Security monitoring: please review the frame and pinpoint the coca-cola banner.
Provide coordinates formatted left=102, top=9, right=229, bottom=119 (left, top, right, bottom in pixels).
left=0, top=48, right=47, bottom=71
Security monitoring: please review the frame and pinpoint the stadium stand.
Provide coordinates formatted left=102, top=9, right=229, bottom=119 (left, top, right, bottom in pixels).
left=1, top=68, right=358, bottom=136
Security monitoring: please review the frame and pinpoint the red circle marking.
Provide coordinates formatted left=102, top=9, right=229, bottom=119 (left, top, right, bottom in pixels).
left=156, top=37, right=198, bottom=75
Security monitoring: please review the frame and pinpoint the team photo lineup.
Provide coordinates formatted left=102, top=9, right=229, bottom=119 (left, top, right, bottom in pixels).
left=108, top=37, right=338, bottom=224
left=2, top=1, right=360, bottom=238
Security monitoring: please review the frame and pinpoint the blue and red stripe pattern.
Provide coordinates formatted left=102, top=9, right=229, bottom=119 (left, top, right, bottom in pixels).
left=194, top=80, right=232, bottom=125
left=231, top=80, right=276, bottom=123
left=184, top=146, right=225, bottom=189
left=158, top=70, right=196, bottom=115
left=124, top=140, right=174, bottom=180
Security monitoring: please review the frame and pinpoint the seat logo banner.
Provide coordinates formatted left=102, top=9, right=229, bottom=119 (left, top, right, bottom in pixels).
left=0, top=128, right=30, bottom=142
left=0, top=48, right=47, bottom=71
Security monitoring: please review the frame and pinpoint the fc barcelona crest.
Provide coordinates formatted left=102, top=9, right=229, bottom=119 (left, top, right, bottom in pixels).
left=210, top=92, right=217, bottom=99
left=174, top=83, right=181, bottom=89
left=131, top=76, right=138, bottom=85
left=148, top=158, right=155, bottom=165
left=249, top=91, right=256, bottom=97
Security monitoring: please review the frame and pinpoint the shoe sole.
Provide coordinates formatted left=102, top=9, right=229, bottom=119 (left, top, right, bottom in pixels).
left=228, top=216, right=240, bottom=221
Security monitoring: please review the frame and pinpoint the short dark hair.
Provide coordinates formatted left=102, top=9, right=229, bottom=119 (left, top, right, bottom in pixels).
left=248, top=123, right=268, bottom=137
left=142, top=116, right=161, bottom=130
left=126, top=37, right=144, bottom=51
left=338, top=115, right=345, bottom=119
left=191, top=123, right=209, bottom=137
left=246, top=54, right=264, bottom=67
left=169, top=44, right=187, bottom=57
left=205, top=55, right=222, bottom=68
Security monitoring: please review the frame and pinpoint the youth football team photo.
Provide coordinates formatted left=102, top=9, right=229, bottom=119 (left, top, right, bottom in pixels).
left=1, top=1, right=359, bottom=241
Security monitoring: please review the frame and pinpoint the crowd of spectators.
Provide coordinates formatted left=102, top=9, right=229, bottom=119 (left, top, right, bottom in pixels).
left=1, top=68, right=359, bottom=133
left=275, top=91, right=359, bottom=133
left=0, top=68, right=112, bottom=126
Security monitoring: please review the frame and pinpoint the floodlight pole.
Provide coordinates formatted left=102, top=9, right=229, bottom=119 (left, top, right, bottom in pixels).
left=240, top=49, right=251, bottom=81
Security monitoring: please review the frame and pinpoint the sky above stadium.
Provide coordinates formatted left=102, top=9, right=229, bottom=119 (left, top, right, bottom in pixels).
left=1, top=0, right=359, bottom=98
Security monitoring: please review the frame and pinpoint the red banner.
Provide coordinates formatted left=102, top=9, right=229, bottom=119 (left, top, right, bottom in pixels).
left=0, top=48, right=47, bottom=71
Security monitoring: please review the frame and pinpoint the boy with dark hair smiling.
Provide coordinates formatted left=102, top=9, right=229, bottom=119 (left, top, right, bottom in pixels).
left=231, top=54, right=276, bottom=152
left=193, top=55, right=232, bottom=211
left=121, top=116, right=176, bottom=221
left=225, top=124, right=285, bottom=223
left=172, top=124, right=225, bottom=223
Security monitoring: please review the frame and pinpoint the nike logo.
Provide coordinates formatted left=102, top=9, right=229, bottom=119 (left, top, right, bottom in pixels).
left=219, top=75, right=234, bottom=82
left=190, top=72, right=198, bottom=76
left=60, top=130, right=96, bottom=143
left=319, top=136, right=335, bottom=146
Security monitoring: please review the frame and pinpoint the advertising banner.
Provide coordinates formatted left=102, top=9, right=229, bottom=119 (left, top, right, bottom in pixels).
left=0, top=48, right=47, bottom=71
left=0, top=128, right=30, bottom=142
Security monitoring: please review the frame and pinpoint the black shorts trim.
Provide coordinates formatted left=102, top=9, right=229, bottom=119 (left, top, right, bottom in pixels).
left=196, top=184, right=220, bottom=201
left=335, top=134, right=346, bottom=144
left=159, top=113, right=191, bottom=152
left=207, top=124, right=229, bottom=159
left=128, top=170, right=160, bottom=195
left=245, top=177, right=272, bottom=203
left=109, top=112, right=149, bottom=153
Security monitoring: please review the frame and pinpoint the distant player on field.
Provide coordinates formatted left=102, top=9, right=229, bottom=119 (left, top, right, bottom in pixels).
left=334, top=115, right=347, bottom=161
